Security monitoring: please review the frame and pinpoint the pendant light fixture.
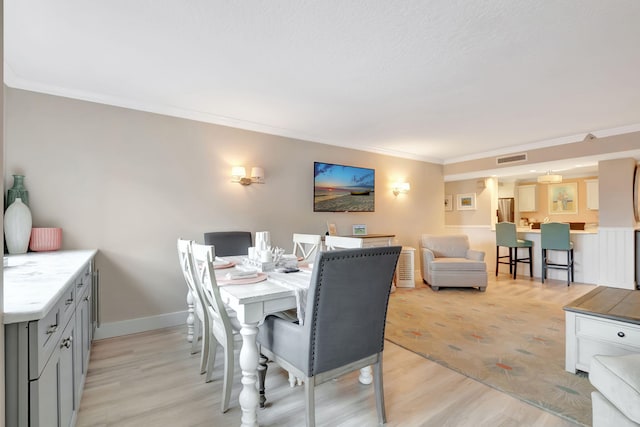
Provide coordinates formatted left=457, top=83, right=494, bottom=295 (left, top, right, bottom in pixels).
left=537, top=171, right=562, bottom=184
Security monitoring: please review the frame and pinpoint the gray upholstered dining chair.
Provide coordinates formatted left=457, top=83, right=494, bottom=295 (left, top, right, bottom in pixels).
left=203, top=231, right=252, bottom=256
left=257, top=246, right=402, bottom=427
left=191, top=242, right=242, bottom=413
left=177, top=238, right=209, bottom=374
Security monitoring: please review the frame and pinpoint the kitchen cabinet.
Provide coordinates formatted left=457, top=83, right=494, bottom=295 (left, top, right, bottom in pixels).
left=4, top=250, right=98, bottom=427
left=74, top=268, right=93, bottom=408
left=517, top=184, right=537, bottom=212
left=586, top=179, right=599, bottom=210
left=29, top=315, right=76, bottom=427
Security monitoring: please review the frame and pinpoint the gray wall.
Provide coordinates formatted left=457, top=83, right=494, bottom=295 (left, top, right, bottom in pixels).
left=4, top=88, right=444, bottom=326
left=444, top=179, right=493, bottom=225
left=599, top=158, right=637, bottom=227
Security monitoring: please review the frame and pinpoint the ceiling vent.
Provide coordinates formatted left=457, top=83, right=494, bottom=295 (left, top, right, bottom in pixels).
left=496, top=153, right=527, bottom=165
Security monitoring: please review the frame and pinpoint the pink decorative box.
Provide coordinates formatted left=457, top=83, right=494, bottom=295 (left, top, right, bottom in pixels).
left=29, top=228, right=62, bottom=252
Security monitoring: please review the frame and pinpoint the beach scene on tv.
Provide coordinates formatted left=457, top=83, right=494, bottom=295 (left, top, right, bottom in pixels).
left=314, top=162, right=375, bottom=212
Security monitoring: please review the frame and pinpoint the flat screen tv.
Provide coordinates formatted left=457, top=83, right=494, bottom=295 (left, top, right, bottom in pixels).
left=314, top=161, right=375, bottom=212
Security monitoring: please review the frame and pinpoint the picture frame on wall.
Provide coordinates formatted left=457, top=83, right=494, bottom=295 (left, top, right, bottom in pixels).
left=352, top=224, right=367, bottom=235
left=327, top=222, right=338, bottom=236
left=456, top=193, right=476, bottom=210
left=444, top=194, right=453, bottom=211
left=548, top=183, right=578, bottom=214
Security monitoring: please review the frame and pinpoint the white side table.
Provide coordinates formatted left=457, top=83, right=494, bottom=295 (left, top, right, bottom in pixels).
left=564, top=287, right=640, bottom=373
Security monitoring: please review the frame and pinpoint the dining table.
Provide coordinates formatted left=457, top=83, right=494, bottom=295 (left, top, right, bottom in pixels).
left=214, top=256, right=307, bottom=427
left=210, top=255, right=376, bottom=427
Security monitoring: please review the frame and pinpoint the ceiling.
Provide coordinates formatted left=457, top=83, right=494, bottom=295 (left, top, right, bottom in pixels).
left=4, top=1, right=640, bottom=177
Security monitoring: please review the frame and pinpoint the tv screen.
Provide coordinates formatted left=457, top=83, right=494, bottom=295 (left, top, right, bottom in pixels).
left=314, top=161, right=375, bottom=212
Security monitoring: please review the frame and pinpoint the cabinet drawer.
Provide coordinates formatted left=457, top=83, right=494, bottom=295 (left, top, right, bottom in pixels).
left=60, top=286, right=76, bottom=331
left=28, top=287, right=76, bottom=380
left=576, top=316, right=640, bottom=347
left=29, top=313, right=76, bottom=427
left=576, top=337, right=638, bottom=372
left=75, top=264, right=91, bottom=303
left=29, top=306, right=61, bottom=380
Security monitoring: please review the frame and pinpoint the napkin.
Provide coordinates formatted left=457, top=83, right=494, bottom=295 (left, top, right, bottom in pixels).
left=214, top=257, right=230, bottom=266
left=226, top=268, right=258, bottom=280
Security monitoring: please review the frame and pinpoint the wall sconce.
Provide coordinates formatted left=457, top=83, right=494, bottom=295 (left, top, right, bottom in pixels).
left=392, top=182, right=410, bottom=196
left=231, top=166, right=265, bottom=185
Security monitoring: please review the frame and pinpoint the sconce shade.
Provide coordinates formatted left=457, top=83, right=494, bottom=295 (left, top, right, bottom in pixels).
left=231, top=166, right=247, bottom=183
left=231, top=165, right=265, bottom=185
left=250, top=167, right=265, bottom=184
left=393, top=182, right=410, bottom=196
left=537, top=172, right=562, bottom=184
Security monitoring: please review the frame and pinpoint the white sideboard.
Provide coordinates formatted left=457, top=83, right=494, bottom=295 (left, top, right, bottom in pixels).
left=350, top=233, right=395, bottom=247
left=320, top=233, right=395, bottom=250
left=4, top=250, right=98, bottom=427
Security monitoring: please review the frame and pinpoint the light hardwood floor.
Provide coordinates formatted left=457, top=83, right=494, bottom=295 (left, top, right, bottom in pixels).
left=77, top=277, right=590, bottom=427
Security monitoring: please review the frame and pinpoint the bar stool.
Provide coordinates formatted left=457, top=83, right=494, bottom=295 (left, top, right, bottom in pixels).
left=540, top=222, right=574, bottom=286
left=495, top=222, right=533, bottom=279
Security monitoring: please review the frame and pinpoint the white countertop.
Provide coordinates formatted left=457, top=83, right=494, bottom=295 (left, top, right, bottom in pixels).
left=516, top=227, right=598, bottom=234
left=3, top=249, right=97, bottom=324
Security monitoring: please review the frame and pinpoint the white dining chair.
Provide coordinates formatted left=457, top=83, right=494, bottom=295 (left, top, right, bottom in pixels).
left=177, top=238, right=209, bottom=374
left=324, top=235, right=364, bottom=250
left=191, top=242, right=242, bottom=413
left=292, top=233, right=322, bottom=262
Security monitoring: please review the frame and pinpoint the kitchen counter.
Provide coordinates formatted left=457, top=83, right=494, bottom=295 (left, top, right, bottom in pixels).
left=516, top=227, right=598, bottom=234
left=516, top=229, right=599, bottom=284
left=3, top=249, right=97, bottom=324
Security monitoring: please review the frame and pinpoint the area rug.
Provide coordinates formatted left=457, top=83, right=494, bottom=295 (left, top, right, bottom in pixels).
left=385, top=281, right=597, bottom=426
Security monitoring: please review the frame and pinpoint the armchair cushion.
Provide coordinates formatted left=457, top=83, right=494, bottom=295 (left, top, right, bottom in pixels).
left=420, top=234, right=470, bottom=258
left=590, top=353, right=640, bottom=424
left=466, top=249, right=486, bottom=261
left=430, top=257, right=486, bottom=271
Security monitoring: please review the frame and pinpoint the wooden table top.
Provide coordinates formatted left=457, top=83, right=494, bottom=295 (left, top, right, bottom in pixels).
left=564, top=286, right=640, bottom=325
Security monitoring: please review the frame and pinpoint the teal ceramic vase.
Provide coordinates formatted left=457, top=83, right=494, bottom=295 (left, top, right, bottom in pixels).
left=6, top=174, right=29, bottom=209
left=4, top=197, right=33, bottom=254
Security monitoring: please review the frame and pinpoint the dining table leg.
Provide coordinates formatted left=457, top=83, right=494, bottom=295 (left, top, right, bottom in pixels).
left=238, top=321, right=260, bottom=427
left=186, top=290, right=195, bottom=343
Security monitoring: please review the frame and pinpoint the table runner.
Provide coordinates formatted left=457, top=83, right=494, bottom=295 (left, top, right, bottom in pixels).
left=222, top=256, right=312, bottom=325
left=268, top=269, right=312, bottom=325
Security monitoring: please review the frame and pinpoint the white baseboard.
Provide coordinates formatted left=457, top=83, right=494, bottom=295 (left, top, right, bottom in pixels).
left=94, top=310, right=187, bottom=340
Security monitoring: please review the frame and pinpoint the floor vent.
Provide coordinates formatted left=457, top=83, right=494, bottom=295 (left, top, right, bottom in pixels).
left=496, top=153, right=527, bottom=165
left=395, top=247, right=416, bottom=288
